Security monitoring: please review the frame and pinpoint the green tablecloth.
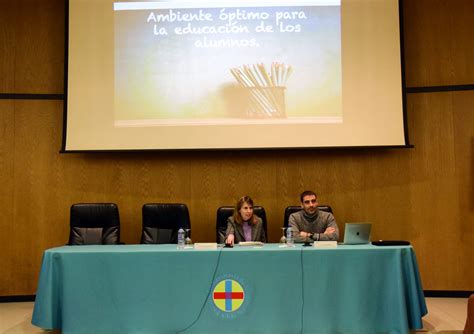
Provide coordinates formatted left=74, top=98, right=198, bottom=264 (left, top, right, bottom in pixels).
left=32, top=244, right=427, bottom=333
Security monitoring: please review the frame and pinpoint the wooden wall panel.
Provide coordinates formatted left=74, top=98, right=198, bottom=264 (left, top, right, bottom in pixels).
left=405, top=91, right=473, bottom=290
left=6, top=101, right=65, bottom=294
left=0, top=0, right=64, bottom=94
left=452, top=92, right=474, bottom=286
left=403, top=0, right=474, bottom=87
left=0, top=3, right=15, bottom=92
left=0, top=101, right=15, bottom=294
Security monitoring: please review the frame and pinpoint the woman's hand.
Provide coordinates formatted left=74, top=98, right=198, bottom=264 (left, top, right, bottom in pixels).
left=225, top=234, right=235, bottom=246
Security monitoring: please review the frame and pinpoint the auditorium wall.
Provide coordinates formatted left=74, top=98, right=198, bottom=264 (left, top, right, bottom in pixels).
left=0, top=0, right=472, bottom=295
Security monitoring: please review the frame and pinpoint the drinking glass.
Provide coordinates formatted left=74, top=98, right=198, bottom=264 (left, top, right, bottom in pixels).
left=279, top=227, right=287, bottom=244
left=185, top=229, right=192, bottom=246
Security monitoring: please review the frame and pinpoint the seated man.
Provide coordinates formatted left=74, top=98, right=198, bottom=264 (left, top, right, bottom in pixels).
left=288, top=190, right=339, bottom=242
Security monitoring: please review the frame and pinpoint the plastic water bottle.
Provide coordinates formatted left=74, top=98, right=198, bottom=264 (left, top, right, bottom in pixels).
left=286, top=226, right=294, bottom=247
left=177, top=228, right=185, bottom=249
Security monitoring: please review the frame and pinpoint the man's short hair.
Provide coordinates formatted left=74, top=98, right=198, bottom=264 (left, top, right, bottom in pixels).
left=300, top=190, right=317, bottom=202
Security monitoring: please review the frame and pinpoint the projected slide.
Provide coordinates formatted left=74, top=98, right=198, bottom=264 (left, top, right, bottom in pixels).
left=114, top=1, right=342, bottom=126
left=66, top=0, right=405, bottom=150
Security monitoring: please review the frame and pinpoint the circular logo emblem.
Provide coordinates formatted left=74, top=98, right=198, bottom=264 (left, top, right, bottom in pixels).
left=212, top=279, right=245, bottom=312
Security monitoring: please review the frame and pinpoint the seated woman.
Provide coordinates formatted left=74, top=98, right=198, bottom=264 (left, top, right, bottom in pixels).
left=225, top=196, right=267, bottom=246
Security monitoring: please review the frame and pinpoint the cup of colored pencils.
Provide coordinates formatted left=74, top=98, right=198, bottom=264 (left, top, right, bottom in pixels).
left=230, top=62, right=293, bottom=118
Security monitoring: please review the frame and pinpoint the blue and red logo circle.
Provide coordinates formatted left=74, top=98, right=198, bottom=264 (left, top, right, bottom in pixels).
left=212, top=279, right=245, bottom=313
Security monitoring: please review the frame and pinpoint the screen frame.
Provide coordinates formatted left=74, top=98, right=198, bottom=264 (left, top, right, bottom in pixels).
left=60, top=0, right=412, bottom=153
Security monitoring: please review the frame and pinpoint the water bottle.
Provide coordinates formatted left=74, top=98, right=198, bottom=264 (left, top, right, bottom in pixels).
left=286, top=226, right=294, bottom=247
left=177, top=228, right=185, bottom=249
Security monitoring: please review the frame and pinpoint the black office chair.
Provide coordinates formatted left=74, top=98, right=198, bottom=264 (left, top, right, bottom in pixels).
left=283, top=205, right=333, bottom=228
left=68, top=203, right=121, bottom=245
left=141, top=203, right=191, bottom=244
left=216, top=206, right=267, bottom=243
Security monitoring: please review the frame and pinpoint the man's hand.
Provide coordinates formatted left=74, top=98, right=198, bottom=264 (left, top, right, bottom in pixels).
left=300, top=231, right=311, bottom=238
left=324, top=227, right=336, bottom=235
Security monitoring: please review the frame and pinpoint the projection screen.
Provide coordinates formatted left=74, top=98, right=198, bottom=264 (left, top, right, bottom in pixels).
left=64, top=0, right=407, bottom=151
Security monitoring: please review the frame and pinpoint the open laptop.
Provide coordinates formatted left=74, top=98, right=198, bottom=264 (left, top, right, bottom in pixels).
left=341, top=223, right=372, bottom=245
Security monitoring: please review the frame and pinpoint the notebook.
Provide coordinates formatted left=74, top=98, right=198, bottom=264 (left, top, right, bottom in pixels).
left=238, top=241, right=264, bottom=247
left=342, top=223, right=372, bottom=245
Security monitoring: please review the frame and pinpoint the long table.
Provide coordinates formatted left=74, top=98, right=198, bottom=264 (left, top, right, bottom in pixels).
left=32, top=244, right=427, bottom=333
